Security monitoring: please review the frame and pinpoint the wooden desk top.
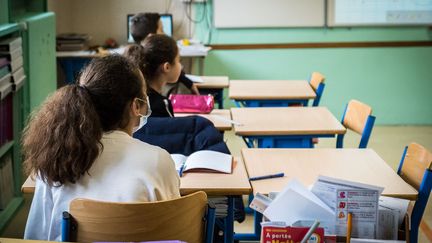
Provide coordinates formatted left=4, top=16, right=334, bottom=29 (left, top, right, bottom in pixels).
left=231, top=107, right=346, bottom=136
left=195, top=76, right=230, bottom=89
left=0, top=238, right=66, bottom=243
left=180, top=156, right=251, bottom=196
left=57, top=45, right=210, bottom=59
left=229, top=80, right=316, bottom=100
left=242, top=148, right=418, bottom=200
left=22, top=157, right=251, bottom=196
left=174, top=109, right=232, bottom=131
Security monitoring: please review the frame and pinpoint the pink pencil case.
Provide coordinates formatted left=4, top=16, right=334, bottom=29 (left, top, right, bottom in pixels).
left=169, top=94, right=214, bottom=114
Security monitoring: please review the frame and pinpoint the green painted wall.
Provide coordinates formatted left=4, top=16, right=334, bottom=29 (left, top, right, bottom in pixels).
left=194, top=4, right=432, bottom=125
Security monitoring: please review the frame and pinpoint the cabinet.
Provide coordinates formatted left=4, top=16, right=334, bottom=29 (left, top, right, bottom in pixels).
left=0, top=0, right=55, bottom=233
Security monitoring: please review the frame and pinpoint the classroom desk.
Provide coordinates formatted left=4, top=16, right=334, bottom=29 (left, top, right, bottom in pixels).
left=195, top=76, right=229, bottom=108
left=57, top=45, right=211, bottom=84
left=231, top=107, right=346, bottom=148
left=238, top=148, right=418, bottom=241
left=174, top=109, right=232, bottom=132
left=229, top=80, right=316, bottom=107
left=0, top=238, right=68, bottom=243
left=21, top=157, right=251, bottom=243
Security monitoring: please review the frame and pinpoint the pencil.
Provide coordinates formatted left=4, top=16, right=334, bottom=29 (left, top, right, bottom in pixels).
left=346, top=213, right=352, bottom=243
left=300, top=220, right=320, bottom=243
left=249, top=172, right=284, bottom=181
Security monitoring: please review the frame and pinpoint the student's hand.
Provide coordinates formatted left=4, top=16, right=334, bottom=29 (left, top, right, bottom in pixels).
left=191, top=84, right=200, bottom=95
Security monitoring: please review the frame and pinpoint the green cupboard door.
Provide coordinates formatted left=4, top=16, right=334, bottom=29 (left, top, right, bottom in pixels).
left=22, top=12, right=56, bottom=112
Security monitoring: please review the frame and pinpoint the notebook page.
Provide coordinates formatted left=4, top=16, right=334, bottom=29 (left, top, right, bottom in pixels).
left=184, top=150, right=232, bottom=173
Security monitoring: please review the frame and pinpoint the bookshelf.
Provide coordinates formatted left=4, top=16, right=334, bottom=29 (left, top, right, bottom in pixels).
left=0, top=0, right=55, bottom=233
left=0, top=25, right=24, bottom=233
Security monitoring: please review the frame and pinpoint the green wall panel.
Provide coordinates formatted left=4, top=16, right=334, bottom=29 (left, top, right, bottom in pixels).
left=22, top=12, right=56, bottom=111
left=0, top=0, right=9, bottom=24
left=195, top=4, right=432, bottom=125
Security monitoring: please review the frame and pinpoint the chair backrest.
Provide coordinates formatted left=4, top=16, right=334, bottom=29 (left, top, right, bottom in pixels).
left=309, top=72, right=325, bottom=91
left=67, top=191, right=211, bottom=243
left=309, top=72, right=325, bottom=107
left=397, top=143, right=432, bottom=243
left=337, top=99, right=376, bottom=148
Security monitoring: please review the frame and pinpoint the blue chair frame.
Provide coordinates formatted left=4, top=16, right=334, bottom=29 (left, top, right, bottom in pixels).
left=309, top=71, right=325, bottom=107
left=62, top=200, right=216, bottom=243
left=312, top=82, right=325, bottom=107
left=336, top=101, right=376, bottom=149
left=397, top=144, right=432, bottom=243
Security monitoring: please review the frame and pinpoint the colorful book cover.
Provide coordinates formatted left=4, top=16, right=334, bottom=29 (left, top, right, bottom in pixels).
left=0, top=57, right=9, bottom=68
left=261, top=225, right=325, bottom=243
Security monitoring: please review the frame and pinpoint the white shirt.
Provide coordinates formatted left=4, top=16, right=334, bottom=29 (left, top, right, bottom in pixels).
left=24, top=130, right=180, bottom=241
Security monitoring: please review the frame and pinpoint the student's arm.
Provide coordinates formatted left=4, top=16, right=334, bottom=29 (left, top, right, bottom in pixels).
left=178, top=70, right=200, bottom=95
left=155, top=149, right=181, bottom=200
left=24, top=177, right=54, bottom=240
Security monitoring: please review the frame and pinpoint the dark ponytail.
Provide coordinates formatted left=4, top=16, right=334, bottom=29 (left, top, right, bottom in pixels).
left=124, top=34, right=178, bottom=84
left=23, top=55, right=144, bottom=185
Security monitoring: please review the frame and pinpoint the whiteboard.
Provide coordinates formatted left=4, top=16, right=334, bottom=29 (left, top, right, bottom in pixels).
left=328, top=0, right=432, bottom=26
left=213, top=0, right=325, bottom=28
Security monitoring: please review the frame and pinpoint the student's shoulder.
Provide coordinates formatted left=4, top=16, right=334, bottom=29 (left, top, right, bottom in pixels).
left=129, top=137, right=170, bottom=157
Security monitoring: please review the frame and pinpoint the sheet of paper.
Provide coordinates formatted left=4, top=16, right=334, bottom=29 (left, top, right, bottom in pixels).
left=379, top=196, right=410, bottom=226
left=170, top=154, right=187, bottom=172
left=249, top=192, right=272, bottom=214
left=311, top=175, right=384, bottom=211
left=263, top=179, right=335, bottom=234
left=335, top=189, right=380, bottom=239
left=184, top=150, right=232, bottom=174
left=377, top=208, right=399, bottom=240
left=185, top=74, right=204, bottom=83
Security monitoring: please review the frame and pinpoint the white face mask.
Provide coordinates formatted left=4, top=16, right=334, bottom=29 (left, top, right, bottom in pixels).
left=133, top=97, right=152, bottom=133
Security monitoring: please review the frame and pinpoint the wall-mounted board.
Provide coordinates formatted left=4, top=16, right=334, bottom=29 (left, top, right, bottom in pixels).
left=328, top=0, right=432, bottom=26
left=213, top=0, right=325, bottom=28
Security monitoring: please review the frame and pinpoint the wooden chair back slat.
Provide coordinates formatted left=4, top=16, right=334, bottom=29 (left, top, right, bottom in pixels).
left=343, top=99, right=372, bottom=135
left=400, top=143, right=432, bottom=190
left=70, top=191, right=207, bottom=243
left=309, top=72, right=325, bottom=91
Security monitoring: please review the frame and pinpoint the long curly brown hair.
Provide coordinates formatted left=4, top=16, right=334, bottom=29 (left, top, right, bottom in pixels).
left=22, top=55, right=144, bottom=186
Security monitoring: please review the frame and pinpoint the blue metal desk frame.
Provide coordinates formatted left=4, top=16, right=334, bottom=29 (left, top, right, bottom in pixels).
left=234, top=83, right=325, bottom=108
left=235, top=99, right=308, bottom=108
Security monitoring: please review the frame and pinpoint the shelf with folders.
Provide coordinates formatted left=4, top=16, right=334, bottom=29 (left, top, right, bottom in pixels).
left=0, top=24, right=26, bottom=233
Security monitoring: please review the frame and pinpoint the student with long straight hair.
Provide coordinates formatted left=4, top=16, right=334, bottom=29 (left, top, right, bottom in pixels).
left=124, top=34, right=181, bottom=117
left=23, top=55, right=180, bottom=241
left=130, top=12, right=200, bottom=95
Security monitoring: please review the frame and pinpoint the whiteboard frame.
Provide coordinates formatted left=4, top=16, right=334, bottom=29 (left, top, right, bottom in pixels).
left=327, top=0, right=432, bottom=27
left=213, top=0, right=325, bottom=28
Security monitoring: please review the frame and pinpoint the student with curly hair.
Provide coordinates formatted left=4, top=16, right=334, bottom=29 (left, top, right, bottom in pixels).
left=23, top=55, right=180, bottom=241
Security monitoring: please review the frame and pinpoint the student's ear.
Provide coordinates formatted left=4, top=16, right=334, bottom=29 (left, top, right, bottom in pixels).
left=161, top=62, right=171, bottom=73
left=130, top=98, right=141, bottom=117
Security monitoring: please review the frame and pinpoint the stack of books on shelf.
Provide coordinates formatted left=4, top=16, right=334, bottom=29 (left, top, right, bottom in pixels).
left=0, top=154, right=14, bottom=210
left=0, top=36, right=26, bottom=98
left=208, top=196, right=228, bottom=218
left=56, top=33, right=90, bottom=51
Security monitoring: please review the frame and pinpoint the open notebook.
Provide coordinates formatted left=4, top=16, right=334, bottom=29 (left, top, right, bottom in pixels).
left=171, top=150, right=233, bottom=174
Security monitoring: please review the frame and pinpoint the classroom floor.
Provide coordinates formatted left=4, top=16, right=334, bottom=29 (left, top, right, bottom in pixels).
left=2, top=125, right=432, bottom=242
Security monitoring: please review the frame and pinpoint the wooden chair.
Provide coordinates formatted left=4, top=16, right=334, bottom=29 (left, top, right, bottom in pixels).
left=397, top=143, right=432, bottom=243
left=309, top=71, right=326, bottom=107
left=61, top=191, right=215, bottom=243
left=336, top=99, right=376, bottom=148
